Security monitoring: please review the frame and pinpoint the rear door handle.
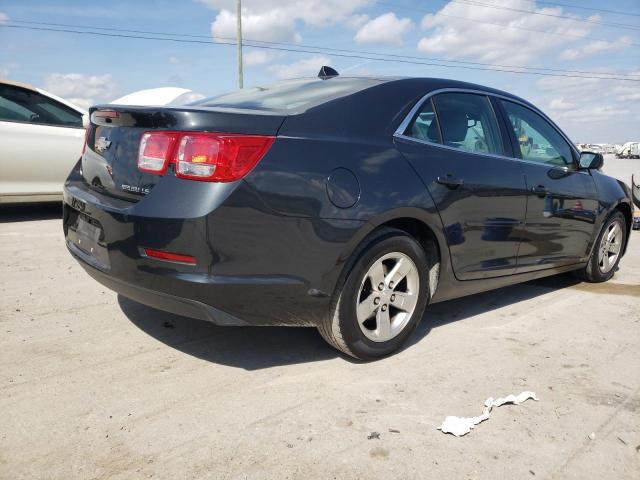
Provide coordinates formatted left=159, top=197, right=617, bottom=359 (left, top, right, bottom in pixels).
left=532, top=185, right=548, bottom=197
left=437, top=175, right=464, bottom=188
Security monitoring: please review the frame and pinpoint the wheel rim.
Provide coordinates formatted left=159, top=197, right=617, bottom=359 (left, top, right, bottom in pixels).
left=598, top=220, right=623, bottom=274
left=356, top=252, right=420, bottom=343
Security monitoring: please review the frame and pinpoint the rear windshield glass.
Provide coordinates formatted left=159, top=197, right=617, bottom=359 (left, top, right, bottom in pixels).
left=192, top=78, right=381, bottom=113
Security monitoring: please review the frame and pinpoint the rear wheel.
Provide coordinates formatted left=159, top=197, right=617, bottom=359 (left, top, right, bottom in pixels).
left=318, top=228, right=436, bottom=360
left=577, top=211, right=626, bottom=282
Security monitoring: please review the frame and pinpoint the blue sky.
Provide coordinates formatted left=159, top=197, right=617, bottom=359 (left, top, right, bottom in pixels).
left=1, top=0, right=638, bottom=143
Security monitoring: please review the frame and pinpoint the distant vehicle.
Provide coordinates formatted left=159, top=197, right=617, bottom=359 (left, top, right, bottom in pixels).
left=616, top=142, right=640, bottom=159
left=110, top=87, right=204, bottom=106
left=63, top=73, right=633, bottom=359
left=0, top=80, right=87, bottom=204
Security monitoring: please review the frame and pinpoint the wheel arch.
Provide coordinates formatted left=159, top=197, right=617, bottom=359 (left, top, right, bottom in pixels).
left=614, top=200, right=633, bottom=256
left=331, top=208, right=449, bottom=301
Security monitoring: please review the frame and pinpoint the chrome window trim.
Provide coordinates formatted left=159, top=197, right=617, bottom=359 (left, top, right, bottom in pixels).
left=394, top=133, right=517, bottom=163
left=394, top=87, right=581, bottom=166
left=394, top=132, right=589, bottom=175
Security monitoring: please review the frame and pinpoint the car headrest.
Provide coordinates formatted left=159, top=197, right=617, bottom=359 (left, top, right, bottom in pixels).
left=438, top=109, right=468, bottom=143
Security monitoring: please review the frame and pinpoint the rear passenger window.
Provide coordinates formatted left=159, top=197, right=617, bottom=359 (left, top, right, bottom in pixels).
left=404, top=98, right=441, bottom=144
left=432, top=93, right=504, bottom=156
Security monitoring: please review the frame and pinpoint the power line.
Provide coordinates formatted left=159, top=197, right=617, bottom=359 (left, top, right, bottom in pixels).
left=373, top=2, right=640, bottom=47
left=524, top=0, right=640, bottom=17
left=6, top=19, right=640, bottom=79
left=10, top=10, right=640, bottom=50
left=402, top=0, right=640, bottom=17
left=449, top=0, right=640, bottom=31
left=2, top=23, right=639, bottom=82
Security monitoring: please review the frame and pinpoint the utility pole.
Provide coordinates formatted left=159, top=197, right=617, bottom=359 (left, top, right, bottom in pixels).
left=236, top=0, right=243, bottom=89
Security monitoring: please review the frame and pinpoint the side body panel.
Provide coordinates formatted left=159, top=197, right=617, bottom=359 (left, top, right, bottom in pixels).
left=516, top=164, right=598, bottom=271
left=394, top=137, right=528, bottom=280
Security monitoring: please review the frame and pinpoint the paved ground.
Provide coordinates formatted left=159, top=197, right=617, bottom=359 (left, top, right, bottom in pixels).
left=1, top=157, right=639, bottom=479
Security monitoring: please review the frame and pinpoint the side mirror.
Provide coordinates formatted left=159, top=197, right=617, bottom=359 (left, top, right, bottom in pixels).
left=579, top=151, right=604, bottom=170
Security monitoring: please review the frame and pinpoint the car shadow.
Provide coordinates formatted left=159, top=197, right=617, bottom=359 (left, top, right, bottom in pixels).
left=0, top=203, right=62, bottom=223
left=118, top=273, right=582, bottom=370
left=118, top=295, right=342, bottom=369
left=406, top=273, right=582, bottom=349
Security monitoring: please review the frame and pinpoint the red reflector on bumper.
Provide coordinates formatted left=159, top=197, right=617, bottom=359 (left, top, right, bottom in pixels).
left=143, top=248, right=196, bottom=265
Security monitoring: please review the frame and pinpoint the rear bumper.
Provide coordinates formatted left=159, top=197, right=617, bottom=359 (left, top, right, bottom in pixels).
left=69, top=242, right=248, bottom=326
left=62, top=172, right=363, bottom=327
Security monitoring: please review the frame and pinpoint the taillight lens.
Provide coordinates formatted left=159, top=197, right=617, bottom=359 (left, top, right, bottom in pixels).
left=174, top=133, right=274, bottom=182
left=137, top=132, right=179, bottom=174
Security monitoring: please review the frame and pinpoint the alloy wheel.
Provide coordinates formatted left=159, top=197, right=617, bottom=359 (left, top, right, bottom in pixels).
left=356, top=252, right=420, bottom=342
left=598, top=220, right=623, bottom=274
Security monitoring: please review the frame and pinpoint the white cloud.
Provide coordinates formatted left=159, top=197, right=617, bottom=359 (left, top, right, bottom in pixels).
left=199, top=0, right=371, bottom=43
left=43, top=73, right=114, bottom=109
left=268, top=55, right=331, bottom=79
left=559, top=36, right=632, bottom=61
left=211, top=8, right=302, bottom=43
left=0, top=11, right=9, bottom=23
left=532, top=74, right=640, bottom=142
left=549, top=97, right=575, bottom=110
left=417, top=0, right=595, bottom=65
left=244, top=49, right=279, bottom=66
left=355, top=12, right=413, bottom=46
left=612, top=75, right=640, bottom=102
left=347, top=14, right=370, bottom=30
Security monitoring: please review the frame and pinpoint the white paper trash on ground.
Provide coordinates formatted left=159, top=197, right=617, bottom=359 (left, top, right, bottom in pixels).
left=438, top=391, right=539, bottom=437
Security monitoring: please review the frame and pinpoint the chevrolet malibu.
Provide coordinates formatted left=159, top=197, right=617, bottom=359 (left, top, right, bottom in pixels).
left=63, top=73, right=633, bottom=359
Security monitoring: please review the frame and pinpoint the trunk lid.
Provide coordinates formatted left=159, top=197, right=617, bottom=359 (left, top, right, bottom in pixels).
left=82, top=105, right=285, bottom=202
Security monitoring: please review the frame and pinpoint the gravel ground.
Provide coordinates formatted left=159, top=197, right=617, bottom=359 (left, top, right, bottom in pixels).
left=1, top=156, right=638, bottom=479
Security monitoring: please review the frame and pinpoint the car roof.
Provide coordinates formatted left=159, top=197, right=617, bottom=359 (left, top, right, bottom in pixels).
left=355, top=75, right=531, bottom=105
left=193, top=75, right=531, bottom=116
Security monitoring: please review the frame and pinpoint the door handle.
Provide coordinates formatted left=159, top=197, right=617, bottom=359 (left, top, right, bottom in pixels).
left=532, top=185, right=548, bottom=197
left=437, top=175, right=464, bottom=189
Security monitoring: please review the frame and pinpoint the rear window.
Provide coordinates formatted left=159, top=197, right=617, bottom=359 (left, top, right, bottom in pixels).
left=193, top=78, right=381, bottom=113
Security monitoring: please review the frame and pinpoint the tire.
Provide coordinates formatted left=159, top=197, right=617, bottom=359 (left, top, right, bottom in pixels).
left=577, top=210, right=627, bottom=283
left=318, top=227, right=437, bottom=360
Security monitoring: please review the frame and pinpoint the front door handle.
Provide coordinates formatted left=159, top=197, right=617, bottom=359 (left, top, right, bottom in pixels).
left=437, top=175, right=464, bottom=189
left=532, top=185, right=548, bottom=197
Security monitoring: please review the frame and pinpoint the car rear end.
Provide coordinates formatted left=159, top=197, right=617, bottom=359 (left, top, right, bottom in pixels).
left=63, top=103, right=297, bottom=325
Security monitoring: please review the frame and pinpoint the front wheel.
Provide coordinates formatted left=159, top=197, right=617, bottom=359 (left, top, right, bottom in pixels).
left=577, top=211, right=627, bottom=282
left=318, top=228, right=436, bottom=360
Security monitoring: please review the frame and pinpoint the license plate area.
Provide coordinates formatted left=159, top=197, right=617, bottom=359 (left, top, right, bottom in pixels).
left=66, top=208, right=110, bottom=270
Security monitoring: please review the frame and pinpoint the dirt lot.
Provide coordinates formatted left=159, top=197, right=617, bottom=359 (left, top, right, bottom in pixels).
left=1, top=157, right=639, bottom=479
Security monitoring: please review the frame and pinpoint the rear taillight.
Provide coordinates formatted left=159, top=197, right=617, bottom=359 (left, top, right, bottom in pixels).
left=136, top=131, right=274, bottom=182
left=175, top=133, right=274, bottom=182
left=137, top=132, right=179, bottom=174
